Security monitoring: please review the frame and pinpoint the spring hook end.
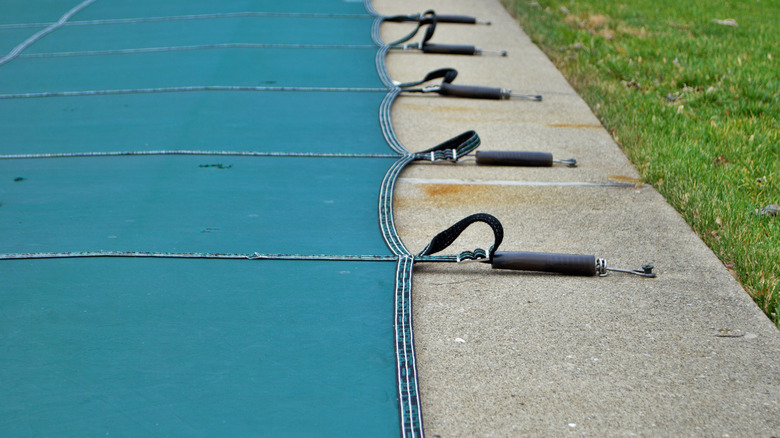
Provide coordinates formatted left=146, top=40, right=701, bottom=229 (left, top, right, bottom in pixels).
left=609, top=264, right=656, bottom=278
left=598, top=259, right=656, bottom=278
left=554, top=158, right=578, bottom=168
left=475, top=48, right=508, bottom=57
left=639, top=264, right=656, bottom=277
left=501, top=90, right=543, bottom=101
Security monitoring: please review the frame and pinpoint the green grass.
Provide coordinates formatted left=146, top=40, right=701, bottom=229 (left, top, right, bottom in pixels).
left=500, top=0, right=779, bottom=327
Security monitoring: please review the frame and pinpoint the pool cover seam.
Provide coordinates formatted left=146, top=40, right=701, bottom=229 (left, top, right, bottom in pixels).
left=0, top=151, right=401, bottom=160
left=0, top=251, right=455, bottom=264
left=0, top=86, right=390, bottom=100
left=0, top=12, right=378, bottom=30
left=0, top=0, right=380, bottom=31
left=0, top=0, right=97, bottom=67
left=0, top=252, right=399, bottom=262
left=17, top=43, right=379, bottom=59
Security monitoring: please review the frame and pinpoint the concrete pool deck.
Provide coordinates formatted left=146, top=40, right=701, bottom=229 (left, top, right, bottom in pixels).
left=374, top=0, right=780, bottom=435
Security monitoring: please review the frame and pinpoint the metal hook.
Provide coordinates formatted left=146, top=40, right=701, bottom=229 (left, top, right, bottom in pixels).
left=596, top=259, right=655, bottom=277
left=554, top=158, right=578, bottom=168
left=500, top=90, right=543, bottom=101
left=606, top=264, right=656, bottom=278
left=475, top=49, right=508, bottom=56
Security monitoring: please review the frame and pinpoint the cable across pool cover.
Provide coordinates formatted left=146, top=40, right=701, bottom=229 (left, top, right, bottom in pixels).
left=0, top=0, right=447, bottom=436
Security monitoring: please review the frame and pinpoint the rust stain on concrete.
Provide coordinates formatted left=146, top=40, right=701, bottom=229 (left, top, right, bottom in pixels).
left=422, top=183, right=469, bottom=198
left=394, top=183, right=540, bottom=210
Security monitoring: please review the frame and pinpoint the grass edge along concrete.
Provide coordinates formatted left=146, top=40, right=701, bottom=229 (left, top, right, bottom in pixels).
left=500, top=0, right=779, bottom=328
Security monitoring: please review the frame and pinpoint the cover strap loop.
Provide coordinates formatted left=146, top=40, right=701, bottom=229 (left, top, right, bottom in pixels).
left=419, top=213, right=504, bottom=261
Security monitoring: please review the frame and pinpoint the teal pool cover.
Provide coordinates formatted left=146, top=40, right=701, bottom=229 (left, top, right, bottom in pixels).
left=0, top=1, right=488, bottom=436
